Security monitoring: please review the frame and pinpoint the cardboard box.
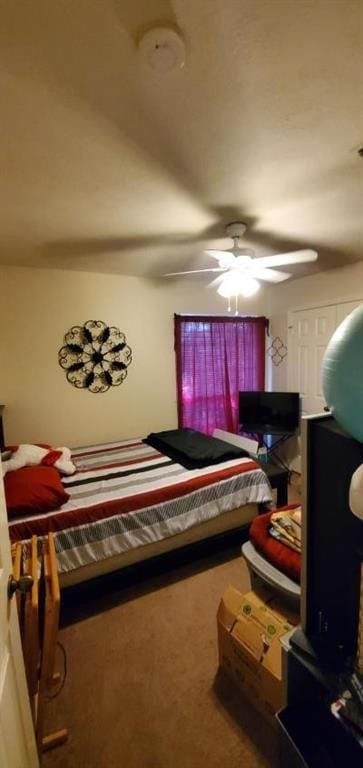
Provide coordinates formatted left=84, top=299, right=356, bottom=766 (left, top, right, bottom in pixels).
left=217, top=586, right=298, bottom=724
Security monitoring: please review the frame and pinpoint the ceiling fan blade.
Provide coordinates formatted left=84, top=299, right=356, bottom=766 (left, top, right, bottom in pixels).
left=253, top=249, right=318, bottom=269
left=163, top=267, right=226, bottom=277
left=249, top=267, right=292, bottom=283
left=205, top=249, right=229, bottom=260
left=204, top=249, right=235, bottom=266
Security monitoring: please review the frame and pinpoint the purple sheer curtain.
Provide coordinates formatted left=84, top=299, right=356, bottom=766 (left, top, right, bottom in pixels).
left=175, top=315, right=268, bottom=435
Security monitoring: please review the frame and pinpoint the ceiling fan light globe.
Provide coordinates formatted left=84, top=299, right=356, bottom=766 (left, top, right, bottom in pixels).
left=217, top=273, right=238, bottom=297
left=239, top=276, right=260, bottom=297
left=217, top=273, right=260, bottom=298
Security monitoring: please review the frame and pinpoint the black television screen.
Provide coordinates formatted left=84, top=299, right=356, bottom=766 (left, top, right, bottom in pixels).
left=239, top=391, right=300, bottom=434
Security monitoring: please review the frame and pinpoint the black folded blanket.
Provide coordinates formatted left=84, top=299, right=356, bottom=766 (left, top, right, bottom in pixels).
left=143, top=428, right=249, bottom=470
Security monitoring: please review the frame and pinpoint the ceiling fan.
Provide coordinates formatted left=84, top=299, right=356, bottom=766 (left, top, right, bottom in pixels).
left=164, top=222, right=318, bottom=300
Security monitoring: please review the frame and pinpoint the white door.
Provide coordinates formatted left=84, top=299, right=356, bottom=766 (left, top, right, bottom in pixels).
left=0, top=467, right=39, bottom=767
left=288, top=304, right=337, bottom=416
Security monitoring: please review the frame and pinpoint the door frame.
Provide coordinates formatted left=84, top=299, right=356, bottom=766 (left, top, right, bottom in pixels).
left=287, top=292, right=363, bottom=317
left=0, top=464, right=39, bottom=768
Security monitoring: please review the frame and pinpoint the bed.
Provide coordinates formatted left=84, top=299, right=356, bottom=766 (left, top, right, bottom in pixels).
left=7, top=432, right=272, bottom=587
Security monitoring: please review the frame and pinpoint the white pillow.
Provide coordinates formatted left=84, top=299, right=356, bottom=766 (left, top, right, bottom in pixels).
left=2, top=444, right=76, bottom=476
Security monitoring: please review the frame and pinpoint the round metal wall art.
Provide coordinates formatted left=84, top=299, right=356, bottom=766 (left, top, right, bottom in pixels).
left=58, top=320, right=132, bottom=393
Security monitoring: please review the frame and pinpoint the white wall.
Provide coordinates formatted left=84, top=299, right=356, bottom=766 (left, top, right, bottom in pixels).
left=0, top=265, right=267, bottom=446
left=2, top=259, right=362, bottom=449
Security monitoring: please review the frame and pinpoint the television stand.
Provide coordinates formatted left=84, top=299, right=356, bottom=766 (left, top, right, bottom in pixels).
left=241, top=428, right=297, bottom=472
left=262, top=431, right=294, bottom=465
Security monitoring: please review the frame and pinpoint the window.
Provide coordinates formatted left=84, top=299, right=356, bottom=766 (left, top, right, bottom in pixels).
left=174, top=315, right=268, bottom=434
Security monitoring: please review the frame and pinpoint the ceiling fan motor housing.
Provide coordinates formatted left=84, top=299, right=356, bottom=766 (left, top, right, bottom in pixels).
left=225, top=222, right=247, bottom=239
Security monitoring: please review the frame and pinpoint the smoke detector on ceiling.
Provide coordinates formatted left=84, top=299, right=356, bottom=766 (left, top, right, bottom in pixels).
left=138, top=27, right=185, bottom=73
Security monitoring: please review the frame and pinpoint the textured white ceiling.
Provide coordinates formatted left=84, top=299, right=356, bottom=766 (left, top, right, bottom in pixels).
left=0, top=0, right=362, bottom=279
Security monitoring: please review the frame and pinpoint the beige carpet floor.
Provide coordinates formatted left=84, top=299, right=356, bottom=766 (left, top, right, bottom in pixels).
left=42, top=545, right=281, bottom=768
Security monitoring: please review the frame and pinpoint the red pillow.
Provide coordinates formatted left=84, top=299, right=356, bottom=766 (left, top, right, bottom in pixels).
left=4, top=465, right=69, bottom=519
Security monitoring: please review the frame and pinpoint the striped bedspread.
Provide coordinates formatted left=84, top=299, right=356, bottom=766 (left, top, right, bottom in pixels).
left=9, top=438, right=272, bottom=575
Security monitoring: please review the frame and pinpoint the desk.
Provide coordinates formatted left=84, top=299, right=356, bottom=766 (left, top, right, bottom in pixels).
left=260, top=461, right=289, bottom=507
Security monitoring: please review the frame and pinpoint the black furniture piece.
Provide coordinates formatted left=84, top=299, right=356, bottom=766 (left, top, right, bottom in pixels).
left=275, top=413, right=363, bottom=766
left=0, top=405, right=4, bottom=450
left=260, top=460, right=289, bottom=507
left=277, top=632, right=363, bottom=767
left=301, top=414, right=363, bottom=664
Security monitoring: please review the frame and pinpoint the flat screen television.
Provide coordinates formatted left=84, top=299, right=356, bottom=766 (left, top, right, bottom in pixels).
left=238, top=391, right=300, bottom=435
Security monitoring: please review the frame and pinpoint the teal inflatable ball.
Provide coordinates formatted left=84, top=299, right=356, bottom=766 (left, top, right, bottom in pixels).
left=322, top=304, right=363, bottom=442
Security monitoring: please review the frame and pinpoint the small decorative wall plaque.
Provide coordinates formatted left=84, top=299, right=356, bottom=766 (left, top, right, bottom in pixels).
left=267, top=336, right=287, bottom=366
left=58, top=320, right=132, bottom=393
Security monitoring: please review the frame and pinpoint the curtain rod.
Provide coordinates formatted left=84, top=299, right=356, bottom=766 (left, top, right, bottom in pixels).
left=174, top=313, right=267, bottom=318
